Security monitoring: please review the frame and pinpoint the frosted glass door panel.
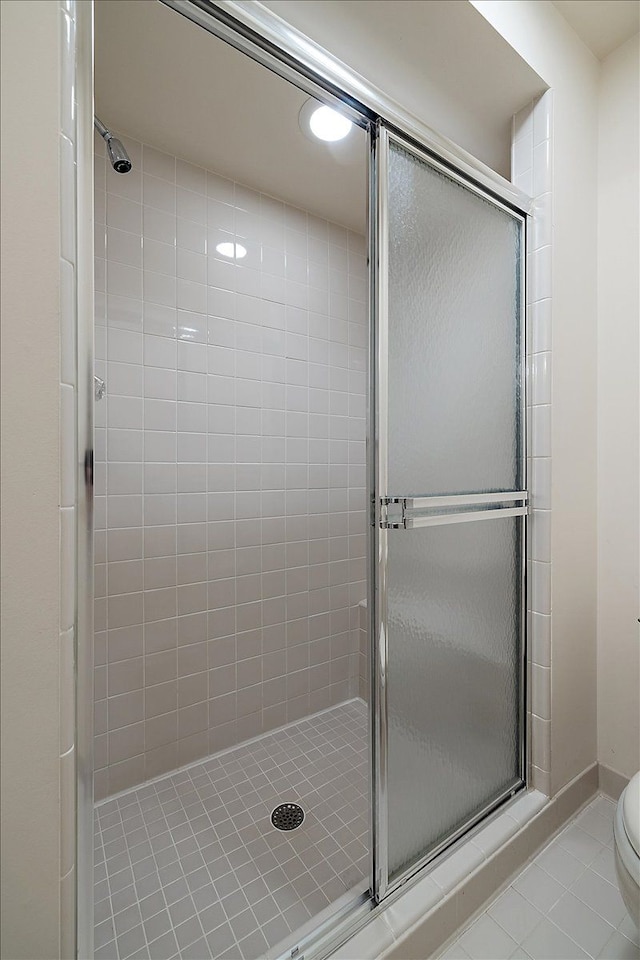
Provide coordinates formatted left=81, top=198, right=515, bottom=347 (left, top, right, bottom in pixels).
left=388, top=142, right=523, bottom=496
left=376, top=131, right=526, bottom=894
left=386, top=518, right=521, bottom=880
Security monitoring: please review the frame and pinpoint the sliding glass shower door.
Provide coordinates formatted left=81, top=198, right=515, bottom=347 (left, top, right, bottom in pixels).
left=372, top=127, right=527, bottom=898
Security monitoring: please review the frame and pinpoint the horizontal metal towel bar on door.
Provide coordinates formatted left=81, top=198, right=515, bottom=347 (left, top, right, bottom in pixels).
left=397, top=490, right=528, bottom=510
left=379, top=491, right=528, bottom=528
left=403, top=506, right=527, bottom=529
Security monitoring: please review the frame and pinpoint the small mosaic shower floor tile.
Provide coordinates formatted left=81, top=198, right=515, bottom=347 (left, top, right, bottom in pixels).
left=94, top=699, right=369, bottom=960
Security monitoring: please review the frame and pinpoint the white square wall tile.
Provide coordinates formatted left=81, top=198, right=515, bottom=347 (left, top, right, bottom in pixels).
left=385, top=876, right=442, bottom=936
left=108, top=327, right=143, bottom=365
left=143, top=237, right=174, bottom=277
left=529, top=245, right=552, bottom=302
left=176, top=158, right=207, bottom=195
left=530, top=612, right=551, bottom=667
left=97, top=134, right=368, bottom=792
left=532, top=405, right=551, bottom=458
left=533, top=139, right=552, bottom=195
left=531, top=715, right=551, bottom=770
left=513, top=166, right=534, bottom=196
left=508, top=790, right=547, bottom=825
left=106, top=163, right=142, bottom=204
left=107, top=194, right=142, bottom=235
left=144, top=270, right=176, bottom=308
left=142, top=144, right=175, bottom=181
left=143, top=173, right=176, bottom=214
left=430, top=842, right=484, bottom=893
left=530, top=352, right=551, bottom=406
left=338, top=915, right=395, bottom=959
left=177, top=186, right=207, bottom=225
left=531, top=299, right=551, bottom=354
left=144, top=206, right=176, bottom=245
left=512, top=133, right=534, bottom=180
left=531, top=560, right=551, bottom=615
left=512, top=101, right=534, bottom=144
left=473, top=814, right=519, bottom=856
left=144, top=334, right=176, bottom=369
left=176, top=278, right=207, bottom=315
left=531, top=193, right=552, bottom=251
left=533, top=93, right=552, bottom=146
left=530, top=509, right=551, bottom=562
left=531, top=664, right=550, bottom=719
left=531, top=458, right=551, bottom=511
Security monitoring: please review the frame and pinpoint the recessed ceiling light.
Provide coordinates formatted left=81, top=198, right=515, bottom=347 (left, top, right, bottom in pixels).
left=299, top=99, right=353, bottom=143
left=216, top=241, right=247, bottom=260
left=309, top=105, right=352, bottom=142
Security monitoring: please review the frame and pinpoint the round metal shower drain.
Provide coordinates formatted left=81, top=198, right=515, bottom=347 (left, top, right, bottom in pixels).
left=271, top=802, right=305, bottom=831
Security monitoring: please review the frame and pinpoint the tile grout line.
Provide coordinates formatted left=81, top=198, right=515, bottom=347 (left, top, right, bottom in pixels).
left=96, top=699, right=369, bottom=960
left=445, top=794, right=631, bottom=960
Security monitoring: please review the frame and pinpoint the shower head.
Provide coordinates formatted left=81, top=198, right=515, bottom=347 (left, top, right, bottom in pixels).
left=94, top=116, right=132, bottom=174
left=106, top=137, right=132, bottom=174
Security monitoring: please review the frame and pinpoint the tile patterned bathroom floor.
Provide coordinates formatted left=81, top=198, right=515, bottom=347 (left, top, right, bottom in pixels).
left=94, top=699, right=369, bottom=960
left=441, top=794, right=639, bottom=960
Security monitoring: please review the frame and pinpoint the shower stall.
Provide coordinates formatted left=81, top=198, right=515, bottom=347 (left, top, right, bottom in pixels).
left=84, top=2, right=529, bottom=958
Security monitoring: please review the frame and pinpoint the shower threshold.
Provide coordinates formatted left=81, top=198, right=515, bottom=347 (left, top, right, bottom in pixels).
left=94, top=699, right=369, bottom=960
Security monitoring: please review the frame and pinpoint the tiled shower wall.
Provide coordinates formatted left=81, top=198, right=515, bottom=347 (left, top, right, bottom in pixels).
left=93, top=133, right=368, bottom=800
left=512, top=92, right=553, bottom=797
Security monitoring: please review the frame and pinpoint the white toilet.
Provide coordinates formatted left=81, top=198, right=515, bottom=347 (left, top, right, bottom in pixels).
left=614, top=771, right=640, bottom=928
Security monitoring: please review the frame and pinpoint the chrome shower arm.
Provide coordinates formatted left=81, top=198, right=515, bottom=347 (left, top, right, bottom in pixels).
left=94, top=115, right=110, bottom=140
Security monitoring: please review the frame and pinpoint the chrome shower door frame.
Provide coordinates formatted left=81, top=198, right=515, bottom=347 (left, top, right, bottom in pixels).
left=372, top=124, right=528, bottom=901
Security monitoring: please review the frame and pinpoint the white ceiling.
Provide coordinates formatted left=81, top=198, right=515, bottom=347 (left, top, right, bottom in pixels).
left=552, top=0, right=639, bottom=60
left=95, top=0, right=545, bottom=232
left=95, top=0, right=368, bottom=232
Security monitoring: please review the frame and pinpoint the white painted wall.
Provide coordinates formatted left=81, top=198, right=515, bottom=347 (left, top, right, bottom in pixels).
left=0, top=2, right=62, bottom=956
left=596, top=33, right=640, bottom=781
left=471, top=0, right=600, bottom=795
